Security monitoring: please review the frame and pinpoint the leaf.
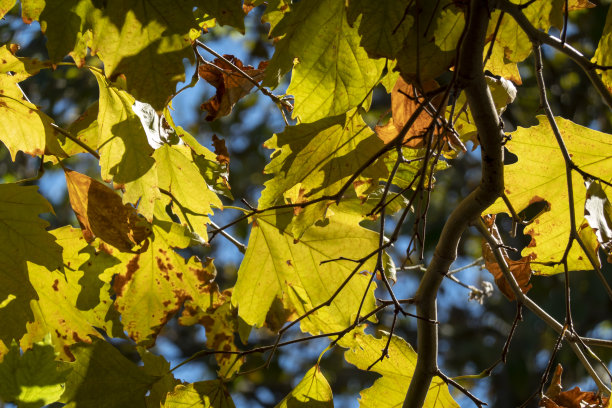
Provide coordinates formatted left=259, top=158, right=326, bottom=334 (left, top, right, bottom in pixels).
left=22, top=226, right=123, bottom=360
left=133, top=101, right=182, bottom=149
left=343, top=331, right=459, bottom=408
left=91, top=69, right=160, bottom=221
left=138, top=349, right=180, bottom=408
left=264, top=0, right=385, bottom=122
left=484, top=39, right=522, bottom=85
left=63, top=102, right=99, bottom=156
left=375, top=77, right=450, bottom=149
left=0, top=75, right=65, bottom=160
left=346, top=0, right=414, bottom=59
left=110, top=221, right=220, bottom=346
left=64, top=169, right=151, bottom=252
left=162, top=381, right=236, bottom=408
left=89, top=0, right=198, bottom=110
left=199, top=55, right=267, bottom=121
left=584, top=179, right=612, bottom=263
left=179, top=289, right=244, bottom=379
left=232, top=208, right=379, bottom=335
left=0, top=335, right=70, bottom=408
left=0, top=44, right=51, bottom=81
left=0, top=0, right=16, bottom=19
left=593, top=5, right=612, bottom=95
left=486, top=116, right=612, bottom=274
left=197, top=0, right=245, bottom=33
left=60, top=338, right=156, bottom=408
left=541, top=364, right=610, bottom=408
left=260, top=111, right=388, bottom=235
left=0, top=184, right=62, bottom=270
left=154, top=144, right=223, bottom=241
left=481, top=216, right=533, bottom=300
left=275, top=365, right=333, bottom=408
left=0, top=259, right=36, bottom=353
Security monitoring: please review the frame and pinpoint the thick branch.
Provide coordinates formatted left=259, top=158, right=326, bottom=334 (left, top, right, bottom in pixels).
left=403, top=2, right=505, bottom=407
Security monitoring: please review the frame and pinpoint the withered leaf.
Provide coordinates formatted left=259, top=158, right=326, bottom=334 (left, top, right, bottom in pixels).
left=64, top=169, right=151, bottom=252
left=482, top=215, right=533, bottom=300
left=212, top=134, right=230, bottom=165
left=375, top=77, right=454, bottom=149
left=199, top=55, right=268, bottom=121
left=541, top=364, right=609, bottom=408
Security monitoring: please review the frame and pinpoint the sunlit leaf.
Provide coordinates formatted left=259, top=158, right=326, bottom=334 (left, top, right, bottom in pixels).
left=197, top=0, right=245, bottom=33
left=486, top=116, right=612, bottom=274
left=275, top=365, right=333, bottom=408
left=0, top=335, right=70, bottom=408
left=343, top=331, right=459, bottom=408
left=91, top=69, right=160, bottom=221
left=0, top=44, right=51, bottom=81
left=63, top=102, right=99, bottom=156
left=232, top=208, right=379, bottom=335
left=594, top=5, right=612, bottom=95
left=263, top=0, right=384, bottom=122
left=0, top=0, right=16, bottom=19
left=138, top=349, right=180, bottom=408
left=163, top=381, right=236, bottom=408
left=584, top=179, right=612, bottom=263
left=109, top=221, right=219, bottom=346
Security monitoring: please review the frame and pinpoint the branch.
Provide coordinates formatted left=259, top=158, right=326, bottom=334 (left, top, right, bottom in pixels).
left=496, top=0, right=612, bottom=110
left=404, top=2, right=505, bottom=406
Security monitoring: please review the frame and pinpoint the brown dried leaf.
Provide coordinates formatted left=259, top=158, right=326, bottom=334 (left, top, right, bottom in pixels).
left=541, top=364, right=609, bottom=408
left=64, top=169, right=151, bottom=252
left=199, top=55, right=268, bottom=121
left=482, top=215, right=533, bottom=300
left=375, top=77, right=452, bottom=149
left=212, top=134, right=230, bottom=165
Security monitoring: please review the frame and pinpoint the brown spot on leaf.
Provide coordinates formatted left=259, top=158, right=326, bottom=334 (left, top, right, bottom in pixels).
left=286, top=260, right=293, bottom=267
left=52, top=279, right=59, bottom=291
left=113, top=255, right=139, bottom=296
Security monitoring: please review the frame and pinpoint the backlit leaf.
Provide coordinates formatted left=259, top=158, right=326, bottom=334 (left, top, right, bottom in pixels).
left=154, top=144, right=223, bottom=241
left=0, top=335, right=69, bottom=408
left=275, top=365, right=333, bottom=408
left=593, top=5, right=612, bottom=95
left=110, top=221, right=219, bottom=346
left=0, top=0, right=15, bottom=19
left=264, top=0, right=384, bottom=122
left=138, top=349, right=180, bottom=408
left=197, top=0, right=245, bottom=33
left=232, top=208, right=379, bottom=335
left=0, top=44, right=51, bottom=81
left=487, top=116, right=612, bottom=274
left=163, top=381, right=236, bottom=408
left=23, top=226, right=123, bottom=360
left=92, top=69, right=159, bottom=221
left=343, top=331, right=459, bottom=408
left=0, top=184, right=62, bottom=270
left=199, top=55, right=267, bottom=121
left=64, top=169, right=151, bottom=252
left=346, top=0, right=413, bottom=59
left=89, top=0, right=198, bottom=110
left=0, top=259, right=36, bottom=353
left=61, top=338, right=155, bottom=408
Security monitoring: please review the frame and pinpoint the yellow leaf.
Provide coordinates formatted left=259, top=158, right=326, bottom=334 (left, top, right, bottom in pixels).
left=275, top=365, right=333, bottom=408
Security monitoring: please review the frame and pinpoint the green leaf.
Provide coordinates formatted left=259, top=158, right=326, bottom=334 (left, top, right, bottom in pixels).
left=138, top=349, right=180, bottom=408
left=232, top=208, right=379, bottom=335
left=109, top=221, right=220, bottom=346
left=0, top=259, right=36, bottom=353
left=263, top=0, right=384, bottom=122
left=0, top=184, right=62, bottom=270
left=594, top=5, right=612, bottom=95
left=197, top=0, right=245, bottom=33
left=162, top=381, right=235, bottom=408
left=0, top=75, right=64, bottom=160
left=260, top=111, right=388, bottom=234
left=154, top=144, right=223, bottom=241
left=344, top=331, right=459, bottom=408
left=91, top=69, right=160, bottom=221
left=346, top=0, right=413, bottom=59
left=89, top=0, right=198, bottom=110
left=0, top=335, right=70, bottom=408
left=275, top=365, right=333, bottom=408
left=23, top=226, right=123, bottom=359
left=61, top=338, right=156, bottom=408
left=486, top=116, right=612, bottom=274
left=63, top=102, right=99, bottom=157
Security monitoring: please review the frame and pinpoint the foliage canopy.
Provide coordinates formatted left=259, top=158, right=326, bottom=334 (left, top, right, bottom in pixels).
left=1, top=0, right=612, bottom=407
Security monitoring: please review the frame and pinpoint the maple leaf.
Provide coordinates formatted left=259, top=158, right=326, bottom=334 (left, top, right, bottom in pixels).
left=199, top=55, right=268, bottom=121
left=481, top=215, right=533, bottom=300
left=163, top=381, right=235, bottom=408
left=540, top=364, right=610, bottom=408
left=275, top=365, right=333, bottom=408
left=64, top=169, right=151, bottom=252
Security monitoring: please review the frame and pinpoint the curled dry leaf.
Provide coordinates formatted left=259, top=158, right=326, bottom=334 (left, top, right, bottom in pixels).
left=375, top=77, right=456, bottom=149
left=64, top=169, right=151, bottom=252
left=199, top=54, right=268, bottom=121
left=540, top=364, right=609, bottom=408
left=212, top=134, right=230, bottom=165
left=481, top=215, right=533, bottom=300
left=584, top=179, right=612, bottom=263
